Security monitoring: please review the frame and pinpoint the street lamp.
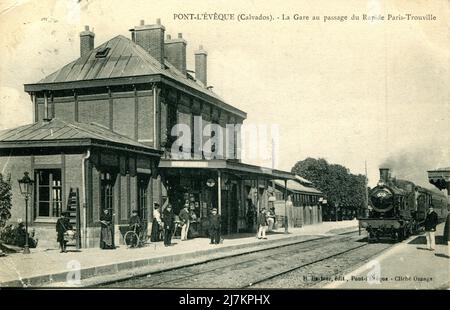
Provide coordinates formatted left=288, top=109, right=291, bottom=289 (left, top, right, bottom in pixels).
left=18, top=171, right=34, bottom=254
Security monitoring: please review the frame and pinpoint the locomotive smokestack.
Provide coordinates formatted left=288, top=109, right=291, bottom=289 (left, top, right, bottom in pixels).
left=379, top=168, right=390, bottom=183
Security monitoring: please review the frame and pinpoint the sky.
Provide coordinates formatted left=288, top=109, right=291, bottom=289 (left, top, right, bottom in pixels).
left=0, top=0, right=449, bottom=188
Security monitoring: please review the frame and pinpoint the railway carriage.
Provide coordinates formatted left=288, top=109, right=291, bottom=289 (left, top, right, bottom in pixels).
left=359, top=168, right=448, bottom=242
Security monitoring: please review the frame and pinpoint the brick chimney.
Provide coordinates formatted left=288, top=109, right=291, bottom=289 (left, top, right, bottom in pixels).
left=164, top=33, right=187, bottom=76
left=132, top=19, right=165, bottom=68
left=195, top=45, right=208, bottom=87
left=80, top=25, right=95, bottom=57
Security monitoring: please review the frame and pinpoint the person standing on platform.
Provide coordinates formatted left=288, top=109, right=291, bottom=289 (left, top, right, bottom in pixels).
left=100, top=208, right=115, bottom=249
left=208, top=208, right=221, bottom=245
left=267, top=207, right=276, bottom=232
left=179, top=202, right=190, bottom=241
left=443, top=211, right=450, bottom=258
left=424, top=205, right=438, bottom=251
left=151, top=203, right=162, bottom=242
left=162, top=204, right=175, bottom=247
left=257, top=208, right=268, bottom=239
left=246, top=199, right=255, bottom=233
left=188, top=202, right=199, bottom=238
left=56, top=211, right=72, bottom=253
left=129, top=210, right=141, bottom=234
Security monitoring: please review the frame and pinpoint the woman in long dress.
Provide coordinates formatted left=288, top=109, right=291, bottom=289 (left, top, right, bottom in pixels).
left=100, top=209, right=115, bottom=249
left=151, top=203, right=162, bottom=242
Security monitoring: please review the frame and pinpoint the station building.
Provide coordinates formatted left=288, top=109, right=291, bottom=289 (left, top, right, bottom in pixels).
left=0, top=20, right=322, bottom=248
left=428, top=167, right=450, bottom=210
left=271, top=177, right=324, bottom=228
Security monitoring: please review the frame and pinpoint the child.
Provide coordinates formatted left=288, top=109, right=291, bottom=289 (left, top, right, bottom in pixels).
left=208, top=208, right=221, bottom=245
left=56, top=211, right=72, bottom=253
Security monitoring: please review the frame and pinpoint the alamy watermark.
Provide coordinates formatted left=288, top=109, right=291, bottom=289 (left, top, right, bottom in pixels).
left=169, top=117, right=280, bottom=169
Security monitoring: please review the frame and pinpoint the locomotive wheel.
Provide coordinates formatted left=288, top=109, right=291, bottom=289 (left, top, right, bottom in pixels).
left=397, top=229, right=405, bottom=242
left=368, top=231, right=379, bottom=243
left=391, top=230, right=401, bottom=242
left=367, top=231, right=374, bottom=243
left=408, top=224, right=413, bottom=236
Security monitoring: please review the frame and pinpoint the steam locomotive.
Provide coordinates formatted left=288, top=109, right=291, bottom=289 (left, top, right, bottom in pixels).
left=359, top=168, right=449, bottom=242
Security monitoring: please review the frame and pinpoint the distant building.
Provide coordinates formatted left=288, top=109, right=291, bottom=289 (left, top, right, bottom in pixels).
left=271, top=177, right=324, bottom=228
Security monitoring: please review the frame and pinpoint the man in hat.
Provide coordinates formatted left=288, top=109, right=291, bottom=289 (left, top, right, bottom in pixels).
left=257, top=208, right=268, bottom=239
left=424, top=205, right=438, bottom=251
left=162, top=204, right=175, bottom=246
left=56, top=211, right=72, bottom=253
left=129, top=210, right=142, bottom=246
left=179, top=201, right=190, bottom=241
left=208, top=208, right=221, bottom=245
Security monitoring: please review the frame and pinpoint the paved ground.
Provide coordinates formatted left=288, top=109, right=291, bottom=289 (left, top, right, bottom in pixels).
left=0, top=220, right=358, bottom=287
left=324, top=222, right=450, bottom=289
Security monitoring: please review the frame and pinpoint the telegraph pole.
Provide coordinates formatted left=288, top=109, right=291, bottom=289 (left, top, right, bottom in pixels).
left=364, top=160, right=369, bottom=217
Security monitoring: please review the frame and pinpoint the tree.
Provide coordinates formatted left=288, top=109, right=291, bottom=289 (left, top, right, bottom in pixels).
left=0, top=173, right=12, bottom=229
left=291, top=158, right=366, bottom=219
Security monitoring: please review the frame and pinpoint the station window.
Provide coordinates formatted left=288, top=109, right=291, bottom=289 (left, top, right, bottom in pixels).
left=100, top=172, right=114, bottom=215
left=35, top=169, right=62, bottom=218
left=138, top=174, right=150, bottom=221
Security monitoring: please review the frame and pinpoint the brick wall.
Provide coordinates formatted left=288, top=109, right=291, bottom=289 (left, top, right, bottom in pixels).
left=113, top=97, right=135, bottom=138
left=54, top=101, right=75, bottom=122
left=78, top=99, right=110, bottom=128
left=137, top=95, right=154, bottom=143
left=64, top=154, right=83, bottom=207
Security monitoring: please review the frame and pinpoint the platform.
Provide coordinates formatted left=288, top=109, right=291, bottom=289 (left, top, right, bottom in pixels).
left=325, top=222, right=450, bottom=289
left=0, top=220, right=358, bottom=287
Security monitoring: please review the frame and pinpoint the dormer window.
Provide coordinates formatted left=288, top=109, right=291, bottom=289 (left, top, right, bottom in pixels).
left=95, top=47, right=110, bottom=58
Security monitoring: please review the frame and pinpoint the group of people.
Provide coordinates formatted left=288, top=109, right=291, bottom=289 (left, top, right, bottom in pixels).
left=54, top=201, right=223, bottom=253
left=256, top=206, right=276, bottom=239
left=53, top=201, right=450, bottom=256
left=150, top=201, right=222, bottom=246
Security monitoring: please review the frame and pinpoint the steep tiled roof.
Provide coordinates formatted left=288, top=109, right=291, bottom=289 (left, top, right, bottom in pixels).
left=0, top=118, right=160, bottom=155
left=28, top=35, right=245, bottom=118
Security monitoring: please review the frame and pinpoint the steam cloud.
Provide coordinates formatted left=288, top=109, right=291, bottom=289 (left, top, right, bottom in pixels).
left=380, top=145, right=449, bottom=189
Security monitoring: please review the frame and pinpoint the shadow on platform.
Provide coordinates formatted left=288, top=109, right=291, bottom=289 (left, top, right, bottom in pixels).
left=408, top=235, right=447, bottom=245
left=223, top=231, right=286, bottom=240
left=356, top=237, right=399, bottom=244
left=434, top=253, right=450, bottom=259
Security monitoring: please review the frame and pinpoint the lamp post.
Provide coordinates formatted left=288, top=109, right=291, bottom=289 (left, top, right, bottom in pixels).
left=18, top=172, right=34, bottom=254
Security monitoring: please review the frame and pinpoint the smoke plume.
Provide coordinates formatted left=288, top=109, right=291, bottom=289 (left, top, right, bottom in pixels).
left=380, top=145, right=449, bottom=189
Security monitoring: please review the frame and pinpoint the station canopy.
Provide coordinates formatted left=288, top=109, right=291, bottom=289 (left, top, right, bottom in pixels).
left=159, top=159, right=295, bottom=181
left=273, top=179, right=322, bottom=195
left=428, top=167, right=450, bottom=190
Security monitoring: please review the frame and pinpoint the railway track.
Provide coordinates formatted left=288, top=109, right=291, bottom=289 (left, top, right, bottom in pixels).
left=250, top=241, right=392, bottom=288
left=103, top=231, right=390, bottom=288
